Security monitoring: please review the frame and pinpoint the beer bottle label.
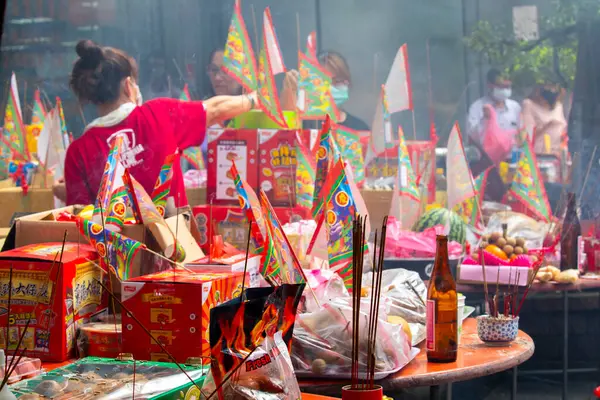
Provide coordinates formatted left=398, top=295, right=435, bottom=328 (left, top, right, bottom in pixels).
left=426, top=299, right=436, bottom=351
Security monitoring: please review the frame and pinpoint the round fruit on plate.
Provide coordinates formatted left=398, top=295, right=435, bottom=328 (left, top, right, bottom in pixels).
left=413, top=208, right=466, bottom=244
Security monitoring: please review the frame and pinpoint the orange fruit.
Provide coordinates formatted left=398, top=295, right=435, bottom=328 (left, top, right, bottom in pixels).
left=485, top=244, right=508, bottom=260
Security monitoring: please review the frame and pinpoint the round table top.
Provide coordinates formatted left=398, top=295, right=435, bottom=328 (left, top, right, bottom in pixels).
left=299, top=318, right=534, bottom=395
left=457, top=276, right=600, bottom=294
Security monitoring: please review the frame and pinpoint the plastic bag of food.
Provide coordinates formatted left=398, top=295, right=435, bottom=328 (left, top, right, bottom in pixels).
left=363, top=269, right=426, bottom=346
left=291, top=298, right=412, bottom=378
left=302, top=269, right=349, bottom=313
left=486, top=212, right=551, bottom=250
left=201, top=284, right=304, bottom=400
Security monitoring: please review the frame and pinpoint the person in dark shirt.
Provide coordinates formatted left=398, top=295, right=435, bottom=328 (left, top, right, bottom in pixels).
left=317, top=50, right=369, bottom=131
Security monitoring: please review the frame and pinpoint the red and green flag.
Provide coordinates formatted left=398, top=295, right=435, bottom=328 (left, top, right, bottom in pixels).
left=31, top=89, right=46, bottom=124
left=56, top=97, right=69, bottom=149
left=295, top=139, right=316, bottom=211
left=507, top=140, right=552, bottom=222
left=297, top=51, right=340, bottom=121
left=320, top=159, right=358, bottom=292
left=257, top=7, right=288, bottom=128
left=94, top=134, right=125, bottom=221
left=179, top=84, right=191, bottom=101
left=454, top=168, right=489, bottom=230
left=3, top=73, right=29, bottom=161
left=222, top=0, right=258, bottom=92
left=312, top=116, right=341, bottom=218
left=181, top=147, right=205, bottom=170
left=230, top=161, right=267, bottom=251
left=151, top=152, right=176, bottom=217
left=389, top=129, right=421, bottom=229
left=334, top=124, right=365, bottom=184
left=77, top=217, right=144, bottom=280
left=259, top=189, right=306, bottom=285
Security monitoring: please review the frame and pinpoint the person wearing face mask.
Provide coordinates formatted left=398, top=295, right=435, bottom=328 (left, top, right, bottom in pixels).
left=62, top=40, right=257, bottom=206
left=521, top=83, right=568, bottom=156
left=315, top=51, right=369, bottom=130
left=467, top=69, right=521, bottom=148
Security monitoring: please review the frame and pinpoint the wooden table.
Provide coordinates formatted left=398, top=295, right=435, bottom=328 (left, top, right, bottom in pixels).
left=456, top=277, right=600, bottom=400
left=299, top=318, right=534, bottom=400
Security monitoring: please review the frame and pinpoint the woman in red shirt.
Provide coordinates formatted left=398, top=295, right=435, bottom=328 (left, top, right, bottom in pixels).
left=64, top=40, right=256, bottom=206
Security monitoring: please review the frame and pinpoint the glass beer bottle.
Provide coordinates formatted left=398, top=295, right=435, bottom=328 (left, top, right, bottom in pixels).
left=426, top=235, right=458, bottom=363
left=560, top=192, right=581, bottom=271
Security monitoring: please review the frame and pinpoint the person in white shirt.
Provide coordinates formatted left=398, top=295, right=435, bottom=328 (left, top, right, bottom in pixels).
left=467, top=69, right=522, bottom=147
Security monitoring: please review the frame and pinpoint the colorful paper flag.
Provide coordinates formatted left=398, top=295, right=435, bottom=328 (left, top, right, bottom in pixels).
left=312, top=116, right=340, bottom=219
left=295, top=138, right=316, bottom=210
left=36, top=107, right=64, bottom=173
left=123, top=169, right=186, bottom=262
left=179, top=84, right=191, bottom=101
left=507, top=140, right=552, bottom=222
left=454, top=168, right=489, bottom=229
left=335, top=125, right=365, bottom=184
left=257, top=7, right=288, bottom=128
left=151, top=152, right=176, bottom=217
left=94, top=134, right=125, bottom=221
left=181, top=147, right=205, bottom=170
left=105, top=184, right=130, bottom=232
left=259, top=189, right=305, bottom=285
left=31, top=89, right=46, bottom=124
left=389, top=130, right=421, bottom=229
left=77, top=217, right=144, bottom=280
left=446, top=122, right=476, bottom=211
left=222, top=0, right=258, bottom=92
left=297, top=52, right=340, bottom=121
left=2, top=73, right=28, bottom=161
left=56, top=97, right=70, bottom=149
left=385, top=44, right=413, bottom=113
left=230, top=161, right=267, bottom=250
left=320, top=159, right=358, bottom=291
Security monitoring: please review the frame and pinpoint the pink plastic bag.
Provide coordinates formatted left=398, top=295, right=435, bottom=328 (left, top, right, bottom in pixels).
left=482, top=105, right=517, bottom=165
left=385, top=217, right=463, bottom=258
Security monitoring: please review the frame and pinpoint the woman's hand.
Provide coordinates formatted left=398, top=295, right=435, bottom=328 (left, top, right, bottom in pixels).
left=53, top=178, right=67, bottom=203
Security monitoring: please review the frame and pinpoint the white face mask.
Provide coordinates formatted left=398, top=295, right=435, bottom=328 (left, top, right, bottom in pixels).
left=492, top=87, right=511, bottom=101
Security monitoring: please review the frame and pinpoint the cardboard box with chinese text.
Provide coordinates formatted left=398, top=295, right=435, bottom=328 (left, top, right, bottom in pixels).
left=0, top=242, right=108, bottom=361
left=121, top=270, right=244, bottom=364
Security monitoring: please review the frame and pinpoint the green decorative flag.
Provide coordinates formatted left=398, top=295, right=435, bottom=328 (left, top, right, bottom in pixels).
left=388, top=129, right=421, bottom=228
left=334, top=124, right=365, bottom=184
left=2, top=73, right=28, bottom=161
left=257, top=7, right=288, bottom=128
left=31, top=89, right=46, bottom=124
left=295, top=140, right=316, bottom=210
left=507, top=140, right=552, bottom=222
left=297, top=52, right=340, bottom=121
left=222, top=0, right=258, bottom=92
left=312, top=116, right=340, bottom=218
left=179, top=84, right=191, bottom=101
left=454, top=168, right=489, bottom=229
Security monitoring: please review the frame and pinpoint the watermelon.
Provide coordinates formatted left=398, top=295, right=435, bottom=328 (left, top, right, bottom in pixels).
left=412, top=208, right=467, bottom=245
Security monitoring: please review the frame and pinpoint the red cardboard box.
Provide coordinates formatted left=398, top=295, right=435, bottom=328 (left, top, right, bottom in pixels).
left=206, top=129, right=258, bottom=206
left=192, top=205, right=311, bottom=252
left=0, top=243, right=108, bottom=362
left=121, top=270, right=244, bottom=363
left=259, top=130, right=298, bottom=207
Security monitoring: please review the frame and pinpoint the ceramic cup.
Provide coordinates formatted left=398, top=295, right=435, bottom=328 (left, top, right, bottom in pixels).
left=476, top=315, right=519, bottom=344
left=342, top=385, right=383, bottom=400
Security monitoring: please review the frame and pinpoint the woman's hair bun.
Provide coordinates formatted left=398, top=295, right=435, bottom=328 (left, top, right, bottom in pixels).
left=75, top=40, right=103, bottom=66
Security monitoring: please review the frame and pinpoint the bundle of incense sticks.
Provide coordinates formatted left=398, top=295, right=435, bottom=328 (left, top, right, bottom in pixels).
left=350, top=215, right=388, bottom=390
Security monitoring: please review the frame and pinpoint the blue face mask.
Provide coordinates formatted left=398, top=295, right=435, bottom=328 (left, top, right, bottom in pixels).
left=331, top=84, right=349, bottom=106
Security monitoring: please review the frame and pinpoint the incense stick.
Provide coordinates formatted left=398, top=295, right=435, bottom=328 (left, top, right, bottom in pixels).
left=240, top=221, right=253, bottom=302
